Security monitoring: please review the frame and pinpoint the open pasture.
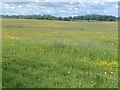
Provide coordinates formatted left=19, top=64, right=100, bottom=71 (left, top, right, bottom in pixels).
left=2, top=19, right=118, bottom=88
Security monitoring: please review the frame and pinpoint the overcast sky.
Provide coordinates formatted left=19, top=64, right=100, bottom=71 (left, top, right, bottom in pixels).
left=1, top=1, right=119, bottom=17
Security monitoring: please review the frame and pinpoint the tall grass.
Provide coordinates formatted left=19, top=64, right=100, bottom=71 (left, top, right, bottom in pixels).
left=2, top=19, right=118, bottom=88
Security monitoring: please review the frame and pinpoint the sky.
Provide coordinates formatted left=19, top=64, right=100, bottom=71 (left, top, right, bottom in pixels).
left=1, top=0, right=119, bottom=17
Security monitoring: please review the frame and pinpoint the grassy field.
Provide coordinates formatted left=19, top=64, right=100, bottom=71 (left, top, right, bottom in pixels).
left=2, top=18, right=118, bottom=88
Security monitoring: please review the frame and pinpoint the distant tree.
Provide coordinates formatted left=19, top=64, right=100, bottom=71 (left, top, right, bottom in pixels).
left=2, top=14, right=117, bottom=21
left=63, top=17, right=69, bottom=21
left=108, top=17, right=116, bottom=21
left=58, top=17, right=63, bottom=21
left=68, top=16, right=73, bottom=21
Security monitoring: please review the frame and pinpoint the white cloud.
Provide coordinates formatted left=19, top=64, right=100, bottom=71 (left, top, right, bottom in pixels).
left=10, top=7, right=15, bottom=9
left=59, top=10, right=66, bottom=13
left=103, top=10, right=109, bottom=13
left=86, top=10, right=91, bottom=14
left=3, top=3, right=9, bottom=9
left=74, top=8, right=78, bottom=10
left=113, top=4, right=118, bottom=8
left=18, top=5, right=22, bottom=8
left=1, top=2, right=118, bottom=16
left=1, top=0, right=119, bottom=2
left=101, top=2, right=105, bottom=5
left=46, top=9, right=52, bottom=14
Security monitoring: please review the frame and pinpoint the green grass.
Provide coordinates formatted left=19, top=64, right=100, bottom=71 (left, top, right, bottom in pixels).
left=2, top=18, right=118, bottom=88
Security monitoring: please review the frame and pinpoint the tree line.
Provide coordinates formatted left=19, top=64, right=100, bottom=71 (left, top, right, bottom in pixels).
left=2, top=14, right=118, bottom=21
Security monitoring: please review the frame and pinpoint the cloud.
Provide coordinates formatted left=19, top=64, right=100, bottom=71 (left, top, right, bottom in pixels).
left=86, top=11, right=91, bottom=14
left=1, top=2, right=118, bottom=16
left=113, top=4, right=118, bottom=8
left=2, top=0, right=119, bottom=2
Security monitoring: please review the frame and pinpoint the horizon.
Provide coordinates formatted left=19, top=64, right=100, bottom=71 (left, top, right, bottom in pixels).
left=1, top=14, right=118, bottom=18
left=1, top=2, right=118, bottom=17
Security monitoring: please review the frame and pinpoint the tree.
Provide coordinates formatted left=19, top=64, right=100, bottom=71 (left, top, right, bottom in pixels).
left=63, top=17, right=69, bottom=21
left=108, top=17, right=116, bottom=21
left=58, top=17, right=63, bottom=21
left=2, top=14, right=117, bottom=21
left=68, top=16, right=72, bottom=21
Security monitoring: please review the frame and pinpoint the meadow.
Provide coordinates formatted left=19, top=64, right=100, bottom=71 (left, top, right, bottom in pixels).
left=2, top=18, right=118, bottom=88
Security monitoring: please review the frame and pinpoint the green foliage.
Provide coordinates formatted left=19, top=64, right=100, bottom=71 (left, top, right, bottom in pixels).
left=2, top=14, right=117, bottom=21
